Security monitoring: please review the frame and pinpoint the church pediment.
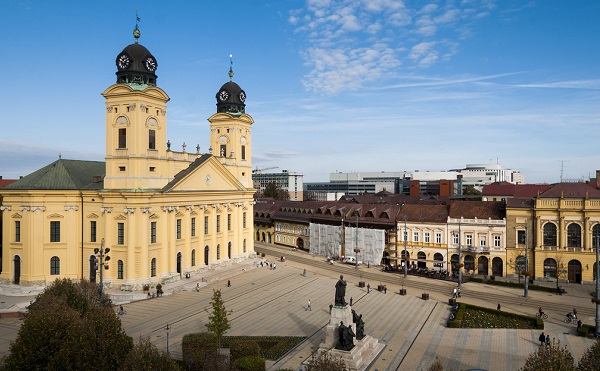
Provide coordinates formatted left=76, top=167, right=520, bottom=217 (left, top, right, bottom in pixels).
left=115, top=214, right=127, bottom=220
left=149, top=213, right=159, bottom=219
left=87, top=213, right=99, bottom=218
left=162, top=154, right=246, bottom=193
left=11, top=213, right=22, bottom=218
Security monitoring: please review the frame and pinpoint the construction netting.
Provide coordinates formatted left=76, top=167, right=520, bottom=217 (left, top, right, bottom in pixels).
left=308, top=223, right=385, bottom=265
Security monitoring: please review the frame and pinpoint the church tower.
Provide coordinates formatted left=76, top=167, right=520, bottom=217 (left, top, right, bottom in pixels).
left=102, top=24, right=170, bottom=190
left=208, top=57, right=254, bottom=189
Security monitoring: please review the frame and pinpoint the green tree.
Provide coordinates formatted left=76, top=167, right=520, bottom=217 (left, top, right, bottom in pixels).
left=521, top=338, right=575, bottom=371
left=577, top=339, right=600, bottom=370
left=263, top=182, right=288, bottom=200
left=2, top=279, right=133, bottom=370
left=306, top=351, right=348, bottom=371
left=205, top=289, right=232, bottom=352
left=120, top=337, right=179, bottom=371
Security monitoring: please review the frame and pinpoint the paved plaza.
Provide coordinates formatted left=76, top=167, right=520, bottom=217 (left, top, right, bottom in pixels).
left=1, top=247, right=598, bottom=370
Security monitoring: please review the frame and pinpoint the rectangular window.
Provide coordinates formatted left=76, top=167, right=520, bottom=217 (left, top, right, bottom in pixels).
left=243, top=212, right=247, bottom=228
left=241, top=145, right=246, bottom=160
left=15, top=221, right=20, bottom=242
left=227, top=214, right=231, bottom=231
left=119, top=166, right=126, bottom=172
left=151, top=222, right=157, bottom=243
left=453, top=233, right=459, bottom=245
left=191, top=217, right=196, bottom=237
left=50, top=257, right=60, bottom=275
left=149, top=129, right=156, bottom=150
left=50, top=221, right=60, bottom=242
left=424, top=232, right=430, bottom=243
left=494, top=235, right=501, bottom=247
left=480, top=236, right=486, bottom=247
left=217, top=215, right=221, bottom=233
left=413, top=231, right=419, bottom=242
left=118, top=222, right=125, bottom=245
left=90, top=221, right=97, bottom=242
left=466, top=234, right=472, bottom=246
left=176, top=219, right=182, bottom=239
left=118, top=260, right=124, bottom=279
left=149, top=166, right=156, bottom=172
left=403, top=230, right=408, bottom=242
left=204, top=216, right=209, bottom=234
left=220, top=144, right=227, bottom=157
left=118, top=128, right=127, bottom=149
left=517, top=230, right=526, bottom=244
left=435, top=232, right=441, bottom=244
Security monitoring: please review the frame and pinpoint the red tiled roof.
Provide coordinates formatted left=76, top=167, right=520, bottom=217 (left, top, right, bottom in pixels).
left=482, top=183, right=552, bottom=197
left=538, top=182, right=600, bottom=198
left=0, top=179, right=17, bottom=188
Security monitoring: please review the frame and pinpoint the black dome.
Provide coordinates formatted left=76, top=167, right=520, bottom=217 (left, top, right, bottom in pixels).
left=115, top=42, right=158, bottom=86
left=216, top=81, right=246, bottom=115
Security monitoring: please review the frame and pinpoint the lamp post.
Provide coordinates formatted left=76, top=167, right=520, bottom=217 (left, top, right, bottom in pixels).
left=403, top=214, right=408, bottom=278
left=93, top=238, right=110, bottom=303
left=524, top=226, right=529, bottom=298
left=165, top=323, right=171, bottom=354
left=458, top=221, right=463, bottom=292
left=355, top=211, right=359, bottom=269
left=595, top=233, right=599, bottom=334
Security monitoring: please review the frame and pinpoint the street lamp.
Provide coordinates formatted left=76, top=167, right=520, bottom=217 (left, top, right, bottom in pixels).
left=165, top=323, right=171, bottom=354
left=524, top=226, right=529, bottom=298
left=93, top=238, right=110, bottom=303
left=403, top=214, right=408, bottom=278
left=355, top=211, right=359, bottom=269
left=458, top=221, right=463, bottom=292
left=595, top=232, right=599, bottom=335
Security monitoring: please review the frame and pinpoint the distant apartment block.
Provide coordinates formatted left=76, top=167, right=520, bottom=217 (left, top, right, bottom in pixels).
left=253, top=170, right=304, bottom=201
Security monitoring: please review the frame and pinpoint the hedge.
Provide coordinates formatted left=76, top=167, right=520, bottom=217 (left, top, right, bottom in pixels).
left=229, top=338, right=261, bottom=361
left=234, top=356, right=266, bottom=371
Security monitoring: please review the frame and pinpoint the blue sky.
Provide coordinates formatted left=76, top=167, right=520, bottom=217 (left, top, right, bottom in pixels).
left=1, top=0, right=599, bottom=183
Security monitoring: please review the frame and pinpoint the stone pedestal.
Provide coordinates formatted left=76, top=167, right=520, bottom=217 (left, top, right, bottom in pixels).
left=316, top=305, right=385, bottom=371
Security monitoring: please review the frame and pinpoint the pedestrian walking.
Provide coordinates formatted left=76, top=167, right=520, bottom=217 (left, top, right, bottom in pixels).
left=452, top=288, right=457, bottom=298
left=196, top=282, right=200, bottom=292
left=538, top=332, right=545, bottom=346
left=384, top=286, right=387, bottom=294
left=573, top=308, right=577, bottom=319
left=457, top=288, right=461, bottom=298
left=227, top=280, right=231, bottom=287
left=367, top=284, right=370, bottom=293
left=303, top=269, right=307, bottom=277
left=545, top=335, right=551, bottom=346
left=329, top=304, right=333, bottom=314
left=306, top=299, right=312, bottom=311
left=497, top=303, right=501, bottom=311
left=577, top=319, right=582, bottom=329
left=350, top=297, right=353, bottom=306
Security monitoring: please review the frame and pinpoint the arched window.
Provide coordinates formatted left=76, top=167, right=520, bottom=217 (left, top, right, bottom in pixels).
left=592, top=224, right=600, bottom=249
left=151, top=258, right=157, bottom=277
left=417, top=251, right=426, bottom=269
left=543, top=223, right=557, bottom=247
left=118, top=260, right=124, bottom=279
left=191, top=249, right=196, bottom=266
left=217, top=244, right=221, bottom=260
left=50, top=256, right=60, bottom=275
left=567, top=223, right=581, bottom=247
left=464, top=255, right=475, bottom=272
left=543, top=258, right=557, bottom=278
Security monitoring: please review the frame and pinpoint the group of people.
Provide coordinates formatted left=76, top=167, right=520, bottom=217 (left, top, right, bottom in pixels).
left=539, top=332, right=551, bottom=346
left=452, top=287, right=461, bottom=298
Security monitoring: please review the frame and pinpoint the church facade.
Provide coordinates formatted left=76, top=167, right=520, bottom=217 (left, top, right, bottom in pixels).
left=0, top=26, right=256, bottom=288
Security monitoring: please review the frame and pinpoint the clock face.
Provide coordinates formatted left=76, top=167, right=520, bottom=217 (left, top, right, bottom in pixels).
left=218, top=90, right=230, bottom=101
left=205, top=175, right=211, bottom=184
left=117, top=53, right=131, bottom=70
left=239, top=91, right=246, bottom=103
left=144, top=56, right=157, bottom=72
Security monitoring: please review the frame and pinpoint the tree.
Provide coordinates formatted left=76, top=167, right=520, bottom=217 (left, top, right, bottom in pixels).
left=263, top=182, right=289, bottom=200
left=2, top=278, right=133, bottom=370
left=521, top=338, right=575, bottom=371
left=577, top=339, right=600, bottom=370
left=120, top=337, right=179, bottom=371
left=306, top=351, right=348, bottom=371
left=205, top=289, right=232, bottom=352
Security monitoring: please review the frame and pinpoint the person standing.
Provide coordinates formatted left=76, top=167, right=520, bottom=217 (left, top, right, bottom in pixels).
left=538, top=332, right=545, bottom=346
left=497, top=303, right=501, bottom=311
left=457, top=288, right=461, bottom=298
left=367, top=284, right=370, bottom=293
left=545, top=335, right=551, bottom=346
left=227, top=279, right=231, bottom=287
left=303, top=269, right=307, bottom=277
left=452, top=288, right=457, bottom=298
left=307, top=299, right=312, bottom=311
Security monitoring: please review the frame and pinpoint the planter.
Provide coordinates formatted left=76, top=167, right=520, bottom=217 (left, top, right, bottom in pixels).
left=377, top=284, right=385, bottom=292
left=399, top=288, right=407, bottom=296
left=358, top=281, right=366, bottom=288
left=422, top=293, right=430, bottom=300
left=449, top=298, right=456, bottom=305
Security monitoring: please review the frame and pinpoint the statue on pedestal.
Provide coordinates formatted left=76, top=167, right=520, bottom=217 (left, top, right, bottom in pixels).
left=335, top=321, right=355, bottom=351
left=335, top=275, right=347, bottom=306
left=352, top=309, right=365, bottom=340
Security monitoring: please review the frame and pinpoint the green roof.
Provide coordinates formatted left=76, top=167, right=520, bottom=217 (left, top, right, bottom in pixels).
left=3, top=159, right=105, bottom=190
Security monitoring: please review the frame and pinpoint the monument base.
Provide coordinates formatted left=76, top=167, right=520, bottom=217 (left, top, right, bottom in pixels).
left=316, top=305, right=385, bottom=371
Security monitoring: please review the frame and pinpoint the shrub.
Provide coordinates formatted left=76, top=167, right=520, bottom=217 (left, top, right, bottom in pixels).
left=521, top=338, right=575, bottom=371
left=577, top=339, right=600, bottom=370
left=229, top=339, right=260, bottom=361
left=234, top=356, right=266, bottom=371
left=578, top=324, right=593, bottom=337
left=120, top=337, right=178, bottom=370
left=182, top=332, right=218, bottom=370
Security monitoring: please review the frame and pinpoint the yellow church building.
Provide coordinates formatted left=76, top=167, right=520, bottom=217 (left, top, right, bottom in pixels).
left=0, top=26, right=256, bottom=289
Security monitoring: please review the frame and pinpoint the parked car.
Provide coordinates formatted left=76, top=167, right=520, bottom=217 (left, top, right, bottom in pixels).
left=343, top=256, right=362, bottom=265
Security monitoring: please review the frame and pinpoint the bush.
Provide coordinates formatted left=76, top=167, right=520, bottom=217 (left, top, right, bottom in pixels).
left=182, top=332, right=218, bottom=370
left=521, top=338, right=575, bottom=371
left=120, top=337, right=178, bottom=371
left=578, top=324, right=593, bottom=337
left=577, top=339, right=600, bottom=370
left=229, top=339, right=260, bottom=361
left=234, top=356, right=265, bottom=371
